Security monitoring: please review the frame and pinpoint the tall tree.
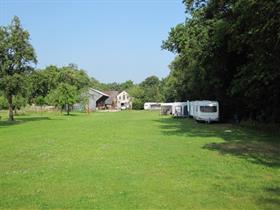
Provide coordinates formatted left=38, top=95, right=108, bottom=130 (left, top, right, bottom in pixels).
left=58, top=64, right=90, bottom=91
left=140, top=76, right=162, bottom=102
left=0, top=16, right=36, bottom=121
left=163, top=0, right=280, bottom=122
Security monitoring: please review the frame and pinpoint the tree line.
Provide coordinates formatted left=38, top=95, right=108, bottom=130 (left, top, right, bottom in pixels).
left=0, top=16, right=164, bottom=120
left=0, top=15, right=93, bottom=120
left=1, top=0, right=280, bottom=124
left=161, top=0, right=280, bottom=122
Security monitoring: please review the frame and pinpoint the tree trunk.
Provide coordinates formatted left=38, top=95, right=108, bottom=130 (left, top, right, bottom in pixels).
left=67, top=104, right=70, bottom=115
left=87, top=104, right=90, bottom=114
left=7, top=95, right=14, bottom=121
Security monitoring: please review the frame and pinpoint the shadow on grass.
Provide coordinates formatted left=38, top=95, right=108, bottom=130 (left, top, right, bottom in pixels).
left=258, top=186, right=280, bottom=208
left=156, top=117, right=280, bottom=208
left=155, top=117, right=280, bottom=168
left=63, top=113, right=80, bottom=116
left=204, top=142, right=280, bottom=168
left=0, top=116, right=53, bottom=127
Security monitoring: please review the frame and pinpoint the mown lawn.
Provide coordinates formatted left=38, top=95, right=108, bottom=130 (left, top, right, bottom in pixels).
left=0, top=111, right=279, bottom=209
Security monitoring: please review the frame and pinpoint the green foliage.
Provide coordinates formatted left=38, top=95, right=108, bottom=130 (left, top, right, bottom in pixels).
left=13, top=95, right=27, bottom=112
left=127, top=85, right=145, bottom=110
left=0, top=74, right=27, bottom=97
left=90, top=77, right=109, bottom=91
left=28, top=64, right=91, bottom=113
left=58, top=65, right=90, bottom=90
left=163, top=0, right=280, bottom=122
left=0, top=16, right=36, bottom=120
left=77, top=88, right=90, bottom=112
left=34, top=96, right=45, bottom=107
left=89, top=75, right=167, bottom=110
left=29, top=69, right=56, bottom=100
left=47, top=83, right=78, bottom=115
left=29, top=64, right=90, bottom=101
left=0, top=96, right=8, bottom=109
left=120, top=80, right=134, bottom=90
left=161, top=24, right=188, bottom=54
left=90, top=79, right=135, bottom=92
left=126, top=76, right=163, bottom=110
left=160, top=76, right=178, bottom=102
left=140, top=76, right=162, bottom=103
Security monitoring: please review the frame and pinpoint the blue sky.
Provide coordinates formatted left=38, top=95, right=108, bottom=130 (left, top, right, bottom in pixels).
left=0, top=0, right=186, bottom=83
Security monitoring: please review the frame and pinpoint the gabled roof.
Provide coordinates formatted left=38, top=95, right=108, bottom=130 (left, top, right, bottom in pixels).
left=104, top=91, right=119, bottom=105
left=117, top=90, right=129, bottom=97
left=104, top=91, right=119, bottom=98
left=89, top=88, right=109, bottom=97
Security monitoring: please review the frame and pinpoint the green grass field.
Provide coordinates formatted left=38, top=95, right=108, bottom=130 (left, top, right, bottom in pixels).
left=0, top=111, right=279, bottom=209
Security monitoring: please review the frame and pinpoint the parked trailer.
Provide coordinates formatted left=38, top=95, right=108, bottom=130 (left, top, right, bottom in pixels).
left=172, top=102, right=190, bottom=117
left=144, top=102, right=161, bottom=110
left=190, top=101, right=219, bottom=122
left=189, top=101, right=195, bottom=117
left=160, top=103, right=174, bottom=115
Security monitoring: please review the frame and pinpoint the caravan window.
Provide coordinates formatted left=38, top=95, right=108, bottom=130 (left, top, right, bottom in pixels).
left=175, top=106, right=182, bottom=114
left=151, top=104, right=161, bottom=109
left=200, top=106, right=217, bottom=113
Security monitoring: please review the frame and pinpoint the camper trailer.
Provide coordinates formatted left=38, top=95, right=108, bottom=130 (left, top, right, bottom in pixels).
left=172, top=102, right=190, bottom=117
left=160, top=103, right=174, bottom=115
left=189, top=101, right=195, bottom=117
left=144, top=102, right=161, bottom=110
left=191, top=101, right=219, bottom=122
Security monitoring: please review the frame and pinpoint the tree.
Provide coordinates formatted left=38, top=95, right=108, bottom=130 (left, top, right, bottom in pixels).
left=160, top=76, right=178, bottom=103
left=29, top=65, right=59, bottom=103
left=0, top=16, right=36, bottom=121
left=120, top=80, right=134, bottom=90
left=35, top=96, right=45, bottom=113
left=127, top=85, right=145, bottom=110
left=77, top=88, right=90, bottom=113
left=126, top=76, right=165, bottom=110
left=140, top=76, right=162, bottom=103
left=58, top=64, right=90, bottom=91
left=13, top=95, right=27, bottom=115
left=0, top=95, right=8, bottom=110
left=163, top=0, right=280, bottom=122
left=47, top=83, right=78, bottom=115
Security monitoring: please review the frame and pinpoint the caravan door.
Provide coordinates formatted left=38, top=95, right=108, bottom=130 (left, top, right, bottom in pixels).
left=183, top=105, right=188, bottom=116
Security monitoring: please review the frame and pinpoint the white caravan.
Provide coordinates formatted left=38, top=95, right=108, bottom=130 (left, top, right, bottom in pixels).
left=172, top=102, right=190, bottom=117
left=144, top=102, right=161, bottom=110
left=189, top=101, right=195, bottom=117
left=160, top=103, right=174, bottom=115
left=191, top=101, right=219, bottom=122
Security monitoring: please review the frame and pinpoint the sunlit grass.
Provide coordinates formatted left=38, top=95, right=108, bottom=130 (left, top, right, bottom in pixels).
left=0, top=111, right=279, bottom=209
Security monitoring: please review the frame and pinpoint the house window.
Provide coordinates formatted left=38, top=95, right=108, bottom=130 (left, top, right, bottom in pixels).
left=123, top=94, right=125, bottom=100
left=119, top=96, right=121, bottom=100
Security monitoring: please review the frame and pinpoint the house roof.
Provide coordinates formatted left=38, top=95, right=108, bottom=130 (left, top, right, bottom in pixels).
left=104, top=91, right=119, bottom=105
left=117, top=90, right=129, bottom=97
left=89, top=88, right=109, bottom=97
left=104, top=91, right=119, bottom=98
